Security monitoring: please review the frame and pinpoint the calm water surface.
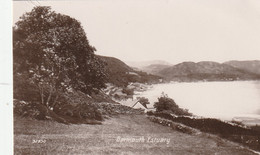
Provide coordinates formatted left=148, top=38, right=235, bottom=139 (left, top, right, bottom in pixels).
left=135, top=81, right=260, bottom=122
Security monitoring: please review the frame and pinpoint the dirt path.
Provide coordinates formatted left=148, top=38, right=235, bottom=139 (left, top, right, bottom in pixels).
left=14, top=115, right=257, bottom=155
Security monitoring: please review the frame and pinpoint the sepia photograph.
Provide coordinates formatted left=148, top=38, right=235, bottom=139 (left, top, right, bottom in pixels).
left=9, top=0, right=260, bottom=154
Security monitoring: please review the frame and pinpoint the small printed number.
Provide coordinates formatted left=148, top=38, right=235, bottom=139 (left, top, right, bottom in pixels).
left=32, top=139, right=46, bottom=144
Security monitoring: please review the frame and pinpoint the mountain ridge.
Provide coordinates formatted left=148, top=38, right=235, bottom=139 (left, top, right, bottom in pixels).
left=224, top=60, right=260, bottom=75
left=142, top=60, right=260, bottom=82
left=97, top=55, right=161, bottom=86
left=126, top=60, right=172, bottom=69
left=97, top=56, right=260, bottom=83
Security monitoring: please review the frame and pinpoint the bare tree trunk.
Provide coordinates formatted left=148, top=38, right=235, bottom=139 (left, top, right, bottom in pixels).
left=46, top=86, right=53, bottom=108
left=51, top=94, right=59, bottom=110
left=38, top=84, right=44, bottom=105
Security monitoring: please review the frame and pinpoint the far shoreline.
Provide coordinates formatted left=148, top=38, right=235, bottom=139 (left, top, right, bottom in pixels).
left=128, top=80, right=260, bottom=126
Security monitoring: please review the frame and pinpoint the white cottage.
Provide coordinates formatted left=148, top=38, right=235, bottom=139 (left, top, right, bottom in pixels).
left=131, top=101, right=155, bottom=113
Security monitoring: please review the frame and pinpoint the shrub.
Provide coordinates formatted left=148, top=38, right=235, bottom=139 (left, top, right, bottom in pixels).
left=13, top=74, right=40, bottom=103
left=14, top=89, right=104, bottom=124
left=54, top=91, right=104, bottom=121
left=154, top=94, right=192, bottom=116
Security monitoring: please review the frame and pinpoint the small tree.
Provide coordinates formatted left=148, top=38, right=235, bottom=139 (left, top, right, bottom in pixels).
left=154, top=93, right=191, bottom=116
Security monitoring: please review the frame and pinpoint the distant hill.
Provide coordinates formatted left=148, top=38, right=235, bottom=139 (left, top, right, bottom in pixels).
left=141, top=64, right=172, bottom=74
left=224, top=60, right=260, bottom=75
left=98, top=57, right=260, bottom=83
left=97, top=55, right=161, bottom=86
left=156, top=61, right=260, bottom=82
left=126, top=60, right=172, bottom=69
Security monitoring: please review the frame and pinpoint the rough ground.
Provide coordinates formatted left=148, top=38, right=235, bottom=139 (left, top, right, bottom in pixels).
left=14, top=114, right=257, bottom=155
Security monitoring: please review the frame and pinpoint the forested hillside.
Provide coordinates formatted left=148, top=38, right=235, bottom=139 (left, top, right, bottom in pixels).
left=98, top=55, right=161, bottom=87
left=224, top=60, right=260, bottom=75
left=147, top=61, right=260, bottom=81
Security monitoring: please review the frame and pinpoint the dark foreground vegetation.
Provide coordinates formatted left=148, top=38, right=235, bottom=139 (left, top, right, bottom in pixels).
left=14, top=98, right=144, bottom=125
left=13, top=6, right=108, bottom=124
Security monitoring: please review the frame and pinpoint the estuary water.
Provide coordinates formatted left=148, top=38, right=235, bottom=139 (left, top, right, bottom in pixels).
left=135, top=81, right=260, bottom=125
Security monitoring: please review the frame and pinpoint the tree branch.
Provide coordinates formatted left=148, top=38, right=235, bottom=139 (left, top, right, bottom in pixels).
left=51, top=93, right=59, bottom=109
left=46, top=86, right=53, bottom=107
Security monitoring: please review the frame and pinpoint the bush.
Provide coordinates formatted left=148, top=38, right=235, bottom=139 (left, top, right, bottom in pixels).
left=154, top=94, right=192, bottom=116
left=13, top=74, right=40, bottom=103
left=56, top=103, right=103, bottom=121
left=14, top=89, right=104, bottom=124
left=54, top=91, right=104, bottom=121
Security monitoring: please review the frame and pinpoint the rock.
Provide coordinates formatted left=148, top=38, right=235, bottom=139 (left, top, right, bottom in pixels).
left=147, top=116, right=197, bottom=135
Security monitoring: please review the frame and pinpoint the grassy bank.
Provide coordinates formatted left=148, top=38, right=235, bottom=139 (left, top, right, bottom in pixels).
left=14, top=114, right=256, bottom=155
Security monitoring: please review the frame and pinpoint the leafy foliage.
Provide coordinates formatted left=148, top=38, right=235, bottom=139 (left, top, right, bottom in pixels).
left=13, top=6, right=107, bottom=109
left=154, top=93, right=192, bottom=116
left=137, top=97, right=150, bottom=108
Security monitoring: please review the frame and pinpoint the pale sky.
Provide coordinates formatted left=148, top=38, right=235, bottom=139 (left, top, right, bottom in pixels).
left=13, top=0, right=260, bottom=64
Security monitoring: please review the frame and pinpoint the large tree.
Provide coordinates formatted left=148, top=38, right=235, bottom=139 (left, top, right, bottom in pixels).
left=13, top=6, right=107, bottom=109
